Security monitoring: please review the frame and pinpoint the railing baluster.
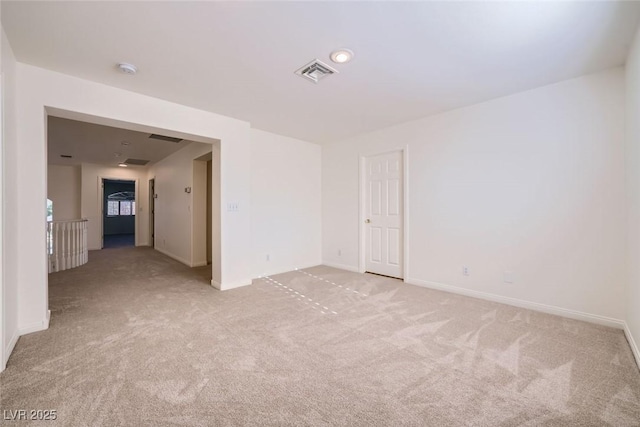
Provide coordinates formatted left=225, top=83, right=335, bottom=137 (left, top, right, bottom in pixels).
left=47, top=219, right=89, bottom=273
left=76, top=222, right=80, bottom=267
left=83, top=221, right=88, bottom=264
left=54, top=223, right=60, bottom=272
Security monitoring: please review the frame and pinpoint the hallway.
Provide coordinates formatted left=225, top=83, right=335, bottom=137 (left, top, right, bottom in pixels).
left=103, top=234, right=135, bottom=249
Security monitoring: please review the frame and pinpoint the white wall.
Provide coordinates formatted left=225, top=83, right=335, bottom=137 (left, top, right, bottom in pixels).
left=0, top=31, right=18, bottom=370
left=80, top=163, right=148, bottom=250
left=251, top=128, right=321, bottom=277
left=1, top=28, right=19, bottom=370
left=0, top=22, right=4, bottom=372
left=11, top=63, right=252, bottom=341
left=626, top=29, right=640, bottom=364
left=323, top=67, right=626, bottom=324
left=148, top=142, right=214, bottom=268
left=47, top=164, right=81, bottom=221
left=147, top=128, right=322, bottom=281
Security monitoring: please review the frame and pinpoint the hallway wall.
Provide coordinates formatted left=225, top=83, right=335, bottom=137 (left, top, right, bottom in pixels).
left=148, top=142, right=214, bottom=268
left=47, top=164, right=81, bottom=221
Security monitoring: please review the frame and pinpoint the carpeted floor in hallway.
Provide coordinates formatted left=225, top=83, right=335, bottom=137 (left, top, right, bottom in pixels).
left=1, top=247, right=639, bottom=426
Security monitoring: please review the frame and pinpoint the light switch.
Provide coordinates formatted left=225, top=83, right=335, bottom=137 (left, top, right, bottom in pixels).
left=227, top=202, right=239, bottom=212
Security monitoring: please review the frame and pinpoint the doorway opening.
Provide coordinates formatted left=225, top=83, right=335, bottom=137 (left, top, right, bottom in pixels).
left=206, top=158, right=213, bottom=265
left=149, top=178, right=155, bottom=248
left=102, top=179, right=136, bottom=249
left=192, top=151, right=218, bottom=276
left=44, top=108, right=223, bottom=291
left=359, top=149, right=408, bottom=280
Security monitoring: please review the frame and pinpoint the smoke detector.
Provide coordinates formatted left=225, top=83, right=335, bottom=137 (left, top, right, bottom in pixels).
left=117, top=63, right=138, bottom=75
left=294, top=59, right=338, bottom=84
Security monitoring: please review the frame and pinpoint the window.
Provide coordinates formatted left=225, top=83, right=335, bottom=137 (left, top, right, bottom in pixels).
left=107, top=201, right=120, bottom=216
left=120, top=201, right=132, bottom=216
left=47, top=199, right=53, bottom=222
left=107, top=191, right=136, bottom=216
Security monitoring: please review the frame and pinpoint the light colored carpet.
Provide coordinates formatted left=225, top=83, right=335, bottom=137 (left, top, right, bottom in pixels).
left=1, top=247, right=639, bottom=426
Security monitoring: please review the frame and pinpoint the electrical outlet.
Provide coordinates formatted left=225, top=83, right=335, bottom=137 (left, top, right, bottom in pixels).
left=462, top=265, right=470, bottom=276
left=266, top=254, right=270, bottom=262
left=504, top=271, right=514, bottom=284
left=338, top=249, right=342, bottom=256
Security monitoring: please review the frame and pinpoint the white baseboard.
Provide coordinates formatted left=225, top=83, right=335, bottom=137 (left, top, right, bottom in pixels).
left=211, top=279, right=251, bottom=291
left=405, top=277, right=626, bottom=330
left=3, top=330, right=20, bottom=370
left=624, top=323, right=640, bottom=370
left=154, top=248, right=206, bottom=268
left=18, top=310, right=51, bottom=336
left=154, top=247, right=191, bottom=267
left=2, top=310, right=50, bottom=371
left=322, top=261, right=360, bottom=273
left=191, top=261, right=208, bottom=268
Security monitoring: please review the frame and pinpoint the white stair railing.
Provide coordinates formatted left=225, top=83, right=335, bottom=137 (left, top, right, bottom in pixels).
left=47, top=219, right=88, bottom=273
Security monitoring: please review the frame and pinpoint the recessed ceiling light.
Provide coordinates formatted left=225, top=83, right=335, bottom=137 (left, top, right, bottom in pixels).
left=118, top=163, right=128, bottom=167
left=330, top=49, right=354, bottom=64
left=117, top=63, right=138, bottom=75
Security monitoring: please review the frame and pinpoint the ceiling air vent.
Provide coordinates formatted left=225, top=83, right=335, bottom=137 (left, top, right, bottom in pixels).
left=149, top=134, right=183, bottom=143
left=123, top=158, right=150, bottom=166
left=295, top=59, right=338, bottom=84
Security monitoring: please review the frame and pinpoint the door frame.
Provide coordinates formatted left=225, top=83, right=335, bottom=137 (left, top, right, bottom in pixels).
left=358, top=146, right=409, bottom=279
left=191, top=152, right=212, bottom=268
left=98, top=177, right=140, bottom=249
left=149, top=178, right=155, bottom=248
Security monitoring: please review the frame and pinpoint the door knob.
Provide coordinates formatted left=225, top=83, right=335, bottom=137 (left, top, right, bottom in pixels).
left=365, top=219, right=371, bottom=223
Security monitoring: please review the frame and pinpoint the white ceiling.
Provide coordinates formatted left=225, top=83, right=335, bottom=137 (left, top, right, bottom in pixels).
left=4, top=1, right=640, bottom=144
left=48, top=116, right=193, bottom=167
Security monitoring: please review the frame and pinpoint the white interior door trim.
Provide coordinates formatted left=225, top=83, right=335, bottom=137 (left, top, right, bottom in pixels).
left=358, top=146, right=409, bottom=280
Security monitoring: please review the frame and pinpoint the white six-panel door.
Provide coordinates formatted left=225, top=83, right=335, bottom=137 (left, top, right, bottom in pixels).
left=365, top=151, right=403, bottom=278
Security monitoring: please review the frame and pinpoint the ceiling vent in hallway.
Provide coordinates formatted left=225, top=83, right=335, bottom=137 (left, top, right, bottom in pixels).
left=295, top=59, right=338, bottom=84
left=148, top=134, right=183, bottom=143
left=123, top=158, right=149, bottom=166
